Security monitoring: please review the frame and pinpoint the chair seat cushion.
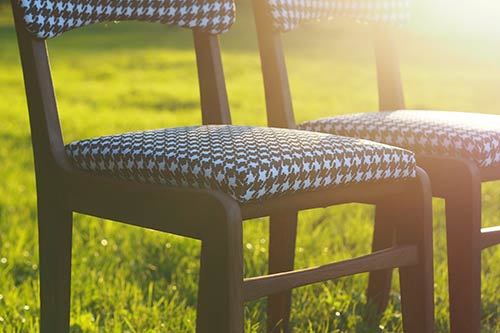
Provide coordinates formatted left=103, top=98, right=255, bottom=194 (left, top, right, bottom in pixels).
left=65, top=125, right=416, bottom=203
left=298, top=110, right=500, bottom=168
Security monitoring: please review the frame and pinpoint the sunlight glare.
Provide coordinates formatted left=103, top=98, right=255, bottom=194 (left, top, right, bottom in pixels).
left=425, top=0, right=500, bottom=37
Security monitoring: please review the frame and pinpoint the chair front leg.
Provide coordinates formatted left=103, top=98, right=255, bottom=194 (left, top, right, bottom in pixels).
left=444, top=164, right=482, bottom=333
left=38, top=198, right=73, bottom=333
left=267, top=212, right=298, bottom=333
left=196, top=204, right=244, bottom=333
left=397, top=168, right=435, bottom=333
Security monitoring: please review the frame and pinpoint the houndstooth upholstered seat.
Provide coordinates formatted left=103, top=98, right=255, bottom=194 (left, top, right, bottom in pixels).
left=65, top=125, right=416, bottom=203
left=298, top=110, right=500, bottom=168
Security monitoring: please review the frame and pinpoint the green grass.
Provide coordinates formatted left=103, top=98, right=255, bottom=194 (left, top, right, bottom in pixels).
left=1, top=1, right=500, bottom=332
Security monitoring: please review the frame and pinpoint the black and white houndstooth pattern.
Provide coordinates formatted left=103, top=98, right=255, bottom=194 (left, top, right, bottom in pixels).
left=266, top=0, right=410, bottom=32
left=19, top=0, right=235, bottom=39
left=298, top=110, right=500, bottom=168
left=65, top=125, right=416, bottom=203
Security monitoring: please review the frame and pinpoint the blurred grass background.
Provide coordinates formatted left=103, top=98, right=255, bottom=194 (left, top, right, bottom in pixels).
left=1, top=0, right=500, bottom=332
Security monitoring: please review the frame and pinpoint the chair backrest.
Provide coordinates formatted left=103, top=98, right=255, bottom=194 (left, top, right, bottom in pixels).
left=252, top=0, right=410, bottom=129
left=11, top=0, right=236, bottom=184
left=20, top=0, right=235, bottom=39
left=267, top=0, right=410, bottom=32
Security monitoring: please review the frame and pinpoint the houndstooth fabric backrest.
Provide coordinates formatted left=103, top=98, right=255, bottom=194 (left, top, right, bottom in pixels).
left=266, top=0, right=411, bottom=32
left=18, top=0, right=236, bottom=39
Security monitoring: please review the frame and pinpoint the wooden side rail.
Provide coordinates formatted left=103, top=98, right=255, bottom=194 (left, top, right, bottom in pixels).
left=243, top=245, right=418, bottom=301
left=481, top=226, right=500, bottom=250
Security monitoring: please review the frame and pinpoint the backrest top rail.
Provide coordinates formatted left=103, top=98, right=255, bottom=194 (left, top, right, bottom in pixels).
left=18, top=0, right=236, bottom=39
left=265, top=0, right=411, bottom=32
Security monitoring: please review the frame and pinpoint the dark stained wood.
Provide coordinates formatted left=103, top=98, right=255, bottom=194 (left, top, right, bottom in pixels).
left=38, top=199, right=73, bottom=333
left=241, top=180, right=411, bottom=219
left=480, top=227, right=500, bottom=250
left=373, top=28, right=405, bottom=111
left=250, top=0, right=497, bottom=328
left=244, top=245, right=418, bottom=302
left=67, top=174, right=241, bottom=239
left=10, top=1, right=71, bottom=178
left=267, top=213, right=298, bottom=333
left=396, top=168, right=434, bottom=333
left=413, top=156, right=484, bottom=333
left=375, top=33, right=499, bottom=325
left=10, top=1, right=245, bottom=331
left=479, top=164, right=500, bottom=182
left=193, top=31, right=232, bottom=125
left=408, top=156, right=483, bottom=333
left=367, top=200, right=397, bottom=316
left=398, top=155, right=487, bottom=333
left=11, top=4, right=73, bottom=332
left=13, top=0, right=435, bottom=331
left=196, top=199, right=244, bottom=333
left=374, top=29, right=500, bottom=332
left=251, top=0, right=296, bottom=129
left=444, top=163, right=482, bottom=333
left=250, top=1, right=435, bottom=331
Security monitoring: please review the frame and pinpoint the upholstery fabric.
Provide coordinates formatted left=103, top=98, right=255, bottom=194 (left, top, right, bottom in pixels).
left=265, top=0, right=411, bottom=32
left=18, top=0, right=235, bottom=39
left=299, top=110, right=500, bottom=168
left=66, top=125, right=416, bottom=203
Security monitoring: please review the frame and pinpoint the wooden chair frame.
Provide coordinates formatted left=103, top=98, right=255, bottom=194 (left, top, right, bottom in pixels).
left=251, top=1, right=435, bottom=332
left=12, top=1, right=433, bottom=332
left=251, top=0, right=500, bottom=331
left=364, top=22, right=500, bottom=333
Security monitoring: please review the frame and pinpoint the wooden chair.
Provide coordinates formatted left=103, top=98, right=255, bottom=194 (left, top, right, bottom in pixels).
left=11, top=0, right=433, bottom=332
left=252, top=0, right=500, bottom=332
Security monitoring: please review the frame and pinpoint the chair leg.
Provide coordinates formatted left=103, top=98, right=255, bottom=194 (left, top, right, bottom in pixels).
left=396, top=168, right=434, bottom=333
left=38, top=201, right=73, bottom=333
left=444, top=169, right=482, bottom=333
left=196, top=208, right=244, bottom=333
left=367, top=203, right=396, bottom=317
left=267, top=213, right=298, bottom=333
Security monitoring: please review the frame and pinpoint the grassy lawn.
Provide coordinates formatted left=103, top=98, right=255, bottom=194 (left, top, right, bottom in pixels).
left=1, top=1, right=500, bottom=332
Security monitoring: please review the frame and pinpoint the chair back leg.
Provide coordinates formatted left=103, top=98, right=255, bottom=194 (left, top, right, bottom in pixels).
left=367, top=202, right=397, bottom=320
left=267, top=212, right=298, bottom=333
